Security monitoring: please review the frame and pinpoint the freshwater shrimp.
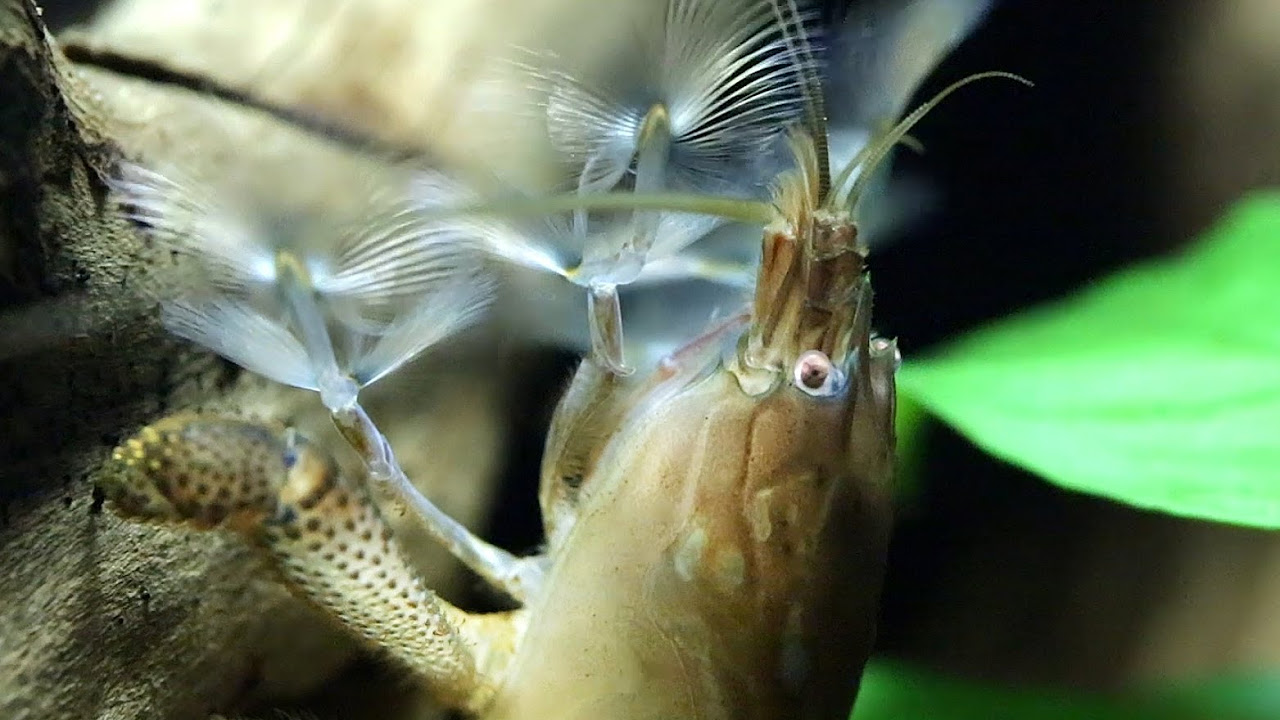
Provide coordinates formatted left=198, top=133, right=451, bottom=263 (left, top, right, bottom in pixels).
left=102, top=124, right=896, bottom=718
left=101, top=71, right=1026, bottom=715
left=99, top=1, right=1027, bottom=717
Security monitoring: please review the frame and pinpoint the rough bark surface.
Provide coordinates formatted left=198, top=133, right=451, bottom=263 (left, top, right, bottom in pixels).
left=0, top=1, right=520, bottom=718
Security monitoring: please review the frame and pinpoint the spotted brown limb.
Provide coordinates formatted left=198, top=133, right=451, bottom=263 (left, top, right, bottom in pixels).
left=102, top=412, right=516, bottom=715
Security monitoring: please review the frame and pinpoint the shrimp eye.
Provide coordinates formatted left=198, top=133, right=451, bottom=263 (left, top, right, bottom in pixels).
left=793, top=350, right=844, bottom=398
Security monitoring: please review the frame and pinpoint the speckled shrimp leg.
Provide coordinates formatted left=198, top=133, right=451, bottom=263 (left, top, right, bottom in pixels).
left=328, top=404, right=546, bottom=605
left=101, top=413, right=511, bottom=715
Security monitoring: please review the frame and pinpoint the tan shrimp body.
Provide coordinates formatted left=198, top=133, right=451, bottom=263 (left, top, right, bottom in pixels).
left=101, top=133, right=899, bottom=719
left=99, top=119, right=914, bottom=720
left=488, top=366, right=894, bottom=719
left=479, top=142, right=898, bottom=715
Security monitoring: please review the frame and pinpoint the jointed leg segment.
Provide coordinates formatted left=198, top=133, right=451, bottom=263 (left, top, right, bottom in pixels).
left=329, top=403, right=545, bottom=605
left=103, top=413, right=509, bottom=714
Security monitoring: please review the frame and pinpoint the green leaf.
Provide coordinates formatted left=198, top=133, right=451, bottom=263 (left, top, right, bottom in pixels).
left=1162, top=672, right=1280, bottom=718
left=852, top=660, right=1279, bottom=720
left=891, top=391, right=930, bottom=501
left=897, top=192, right=1280, bottom=527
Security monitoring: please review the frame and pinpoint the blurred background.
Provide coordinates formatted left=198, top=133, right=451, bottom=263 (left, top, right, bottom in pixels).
left=25, top=0, right=1280, bottom=716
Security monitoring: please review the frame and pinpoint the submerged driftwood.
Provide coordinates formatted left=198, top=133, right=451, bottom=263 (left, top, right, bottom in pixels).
left=0, top=1, right=567, bottom=717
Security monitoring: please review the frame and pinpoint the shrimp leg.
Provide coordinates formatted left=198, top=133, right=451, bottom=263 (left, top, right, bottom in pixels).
left=329, top=403, right=547, bottom=604
left=101, top=412, right=517, bottom=715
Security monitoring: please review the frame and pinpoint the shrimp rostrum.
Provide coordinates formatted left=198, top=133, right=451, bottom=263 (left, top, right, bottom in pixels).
left=98, top=1, right=1027, bottom=717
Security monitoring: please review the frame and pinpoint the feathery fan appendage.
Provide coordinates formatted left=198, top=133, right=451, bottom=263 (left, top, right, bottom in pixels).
left=114, top=160, right=500, bottom=398
left=110, top=160, right=278, bottom=294
left=319, top=201, right=491, bottom=308
left=631, top=254, right=758, bottom=290
left=515, top=0, right=823, bottom=203
left=660, top=0, right=823, bottom=177
left=349, top=269, right=497, bottom=388
left=644, top=211, right=725, bottom=261
left=511, top=50, right=642, bottom=178
left=465, top=0, right=829, bottom=330
left=409, top=169, right=576, bottom=278
left=826, top=0, right=996, bottom=128
left=161, top=297, right=318, bottom=391
left=545, top=74, right=644, bottom=168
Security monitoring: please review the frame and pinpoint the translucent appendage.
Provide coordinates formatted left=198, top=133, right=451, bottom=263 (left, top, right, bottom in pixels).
left=586, top=283, right=633, bottom=376
left=330, top=402, right=545, bottom=604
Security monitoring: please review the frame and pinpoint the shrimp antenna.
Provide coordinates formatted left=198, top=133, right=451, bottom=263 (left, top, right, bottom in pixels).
left=834, top=70, right=1033, bottom=211
left=413, top=189, right=776, bottom=227
left=771, top=0, right=830, bottom=195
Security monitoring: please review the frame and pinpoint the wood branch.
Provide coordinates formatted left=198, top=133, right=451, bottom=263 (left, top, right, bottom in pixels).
left=0, top=2, right=513, bottom=718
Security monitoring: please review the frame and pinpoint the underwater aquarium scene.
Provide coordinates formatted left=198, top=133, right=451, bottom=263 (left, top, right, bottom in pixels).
left=3, top=0, right=1280, bottom=718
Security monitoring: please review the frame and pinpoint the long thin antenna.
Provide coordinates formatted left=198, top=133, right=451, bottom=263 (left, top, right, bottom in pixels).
left=413, top=190, right=776, bottom=226
left=837, top=70, right=1033, bottom=211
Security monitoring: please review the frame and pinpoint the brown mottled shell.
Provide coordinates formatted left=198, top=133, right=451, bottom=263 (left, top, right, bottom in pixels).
left=485, top=363, right=894, bottom=720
